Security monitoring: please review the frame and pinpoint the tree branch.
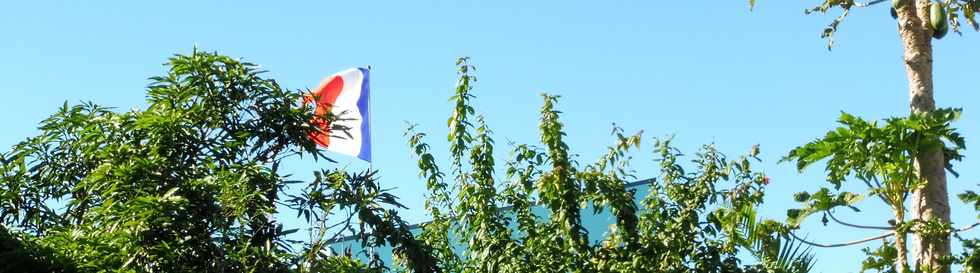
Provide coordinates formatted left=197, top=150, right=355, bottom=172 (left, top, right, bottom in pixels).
left=827, top=210, right=894, bottom=230
left=789, top=221, right=980, bottom=248
left=863, top=176, right=893, bottom=207
left=855, top=0, right=888, bottom=7
left=789, top=230, right=893, bottom=248
left=956, top=222, right=980, bottom=233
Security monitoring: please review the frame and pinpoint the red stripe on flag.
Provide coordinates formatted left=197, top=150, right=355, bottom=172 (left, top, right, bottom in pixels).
left=310, top=75, right=344, bottom=147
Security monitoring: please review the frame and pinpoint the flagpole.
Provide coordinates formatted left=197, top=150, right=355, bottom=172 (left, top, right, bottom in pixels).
left=367, top=65, right=373, bottom=171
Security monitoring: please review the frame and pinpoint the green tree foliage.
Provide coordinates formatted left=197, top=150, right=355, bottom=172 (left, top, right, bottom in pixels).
left=0, top=225, right=76, bottom=273
left=782, top=110, right=980, bottom=272
left=749, top=1, right=978, bottom=272
left=403, top=58, right=815, bottom=273
left=0, top=50, right=434, bottom=273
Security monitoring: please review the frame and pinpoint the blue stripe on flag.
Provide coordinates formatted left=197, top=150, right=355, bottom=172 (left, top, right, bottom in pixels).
left=356, top=67, right=371, bottom=162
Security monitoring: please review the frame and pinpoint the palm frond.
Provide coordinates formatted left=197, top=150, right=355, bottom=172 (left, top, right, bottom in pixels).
left=731, top=205, right=816, bottom=273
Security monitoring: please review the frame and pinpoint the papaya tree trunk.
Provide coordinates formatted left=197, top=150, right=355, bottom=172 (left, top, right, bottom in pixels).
left=896, top=1, right=951, bottom=272
left=895, top=209, right=909, bottom=273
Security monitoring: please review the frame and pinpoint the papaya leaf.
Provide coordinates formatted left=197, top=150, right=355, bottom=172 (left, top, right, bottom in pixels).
left=787, top=188, right=863, bottom=227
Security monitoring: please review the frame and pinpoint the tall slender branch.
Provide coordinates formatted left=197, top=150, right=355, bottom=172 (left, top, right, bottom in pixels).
left=865, top=176, right=893, bottom=207
left=826, top=211, right=894, bottom=230
left=955, top=222, right=980, bottom=233
left=789, top=230, right=894, bottom=248
left=789, top=221, right=980, bottom=248
left=854, top=0, right=888, bottom=7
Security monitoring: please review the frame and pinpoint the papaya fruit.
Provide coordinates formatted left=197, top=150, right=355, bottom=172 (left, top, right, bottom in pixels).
left=930, top=2, right=947, bottom=31
left=891, top=0, right=905, bottom=20
left=934, top=21, right=949, bottom=39
left=893, top=0, right=904, bottom=9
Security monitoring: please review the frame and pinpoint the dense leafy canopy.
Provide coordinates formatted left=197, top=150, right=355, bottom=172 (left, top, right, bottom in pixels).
left=402, top=58, right=815, bottom=273
left=4, top=49, right=975, bottom=273
left=0, top=50, right=433, bottom=273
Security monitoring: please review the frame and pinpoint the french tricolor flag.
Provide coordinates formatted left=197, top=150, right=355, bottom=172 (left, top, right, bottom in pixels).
left=308, top=68, right=371, bottom=162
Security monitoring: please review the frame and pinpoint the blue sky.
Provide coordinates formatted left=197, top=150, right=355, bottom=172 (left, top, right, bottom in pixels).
left=2, top=1, right=978, bottom=272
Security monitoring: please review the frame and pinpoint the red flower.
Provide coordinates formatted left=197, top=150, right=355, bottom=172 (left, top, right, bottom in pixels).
left=762, top=176, right=771, bottom=185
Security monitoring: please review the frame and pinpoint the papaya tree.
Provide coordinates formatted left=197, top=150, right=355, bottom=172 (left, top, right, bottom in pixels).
left=402, top=58, right=816, bottom=273
left=749, top=0, right=979, bottom=272
left=781, top=109, right=978, bottom=272
left=0, top=50, right=436, bottom=273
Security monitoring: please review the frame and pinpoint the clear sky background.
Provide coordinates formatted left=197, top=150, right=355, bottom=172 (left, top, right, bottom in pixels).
left=2, top=1, right=978, bottom=272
